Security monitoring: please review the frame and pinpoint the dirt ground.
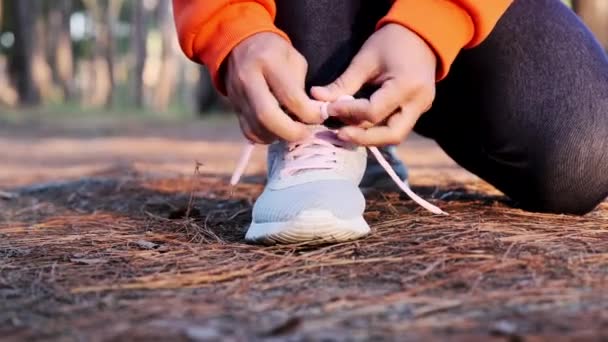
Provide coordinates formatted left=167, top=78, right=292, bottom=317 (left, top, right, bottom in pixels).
left=1, top=114, right=607, bottom=341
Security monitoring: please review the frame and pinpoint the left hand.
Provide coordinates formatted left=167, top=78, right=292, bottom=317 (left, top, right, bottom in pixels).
left=311, top=23, right=437, bottom=146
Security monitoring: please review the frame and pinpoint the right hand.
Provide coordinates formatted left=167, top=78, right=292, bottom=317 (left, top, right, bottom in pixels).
left=224, top=32, right=323, bottom=144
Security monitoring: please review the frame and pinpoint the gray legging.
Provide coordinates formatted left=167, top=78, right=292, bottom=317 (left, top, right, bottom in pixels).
left=274, top=0, right=608, bottom=215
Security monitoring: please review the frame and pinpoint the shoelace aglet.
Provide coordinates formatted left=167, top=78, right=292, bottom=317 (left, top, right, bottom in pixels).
left=230, top=142, right=256, bottom=186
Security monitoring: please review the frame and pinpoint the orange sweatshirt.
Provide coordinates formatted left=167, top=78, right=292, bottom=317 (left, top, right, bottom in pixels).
left=172, top=0, right=513, bottom=93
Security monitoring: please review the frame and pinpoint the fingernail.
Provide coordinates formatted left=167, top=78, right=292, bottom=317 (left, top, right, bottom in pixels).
left=311, top=86, right=330, bottom=99
left=337, top=95, right=355, bottom=102
left=310, top=86, right=323, bottom=94
left=320, top=102, right=329, bottom=120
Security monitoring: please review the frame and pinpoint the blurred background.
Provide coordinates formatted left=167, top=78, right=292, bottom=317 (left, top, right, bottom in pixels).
left=0, top=0, right=226, bottom=118
left=0, top=0, right=606, bottom=118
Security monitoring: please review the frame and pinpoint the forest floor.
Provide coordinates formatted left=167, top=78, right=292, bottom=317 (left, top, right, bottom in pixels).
left=1, top=113, right=607, bottom=341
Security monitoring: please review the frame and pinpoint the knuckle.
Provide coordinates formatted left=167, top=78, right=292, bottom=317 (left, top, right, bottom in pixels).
left=368, top=106, right=386, bottom=124
left=370, top=114, right=384, bottom=125
left=257, top=49, right=275, bottom=63
left=332, top=77, right=347, bottom=91
left=412, top=77, right=426, bottom=88
left=240, top=44, right=262, bottom=62
left=293, top=52, right=308, bottom=68
left=418, top=84, right=435, bottom=100
left=256, top=109, right=270, bottom=123
left=234, top=69, right=250, bottom=83
left=417, top=87, right=436, bottom=112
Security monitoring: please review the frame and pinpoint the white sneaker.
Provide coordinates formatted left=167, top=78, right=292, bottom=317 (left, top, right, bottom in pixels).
left=230, top=126, right=447, bottom=245
left=245, top=127, right=370, bottom=244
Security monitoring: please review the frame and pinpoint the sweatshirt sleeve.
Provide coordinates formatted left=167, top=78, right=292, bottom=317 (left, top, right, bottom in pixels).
left=172, top=0, right=289, bottom=94
left=377, top=0, right=513, bottom=80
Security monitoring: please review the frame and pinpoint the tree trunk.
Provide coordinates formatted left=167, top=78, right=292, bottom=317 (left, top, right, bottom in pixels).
left=0, top=1, right=18, bottom=106
left=572, top=0, right=608, bottom=50
left=132, top=0, right=147, bottom=108
left=83, top=0, right=113, bottom=107
left=103, top=1, right=115, bottom=108
left=32, top=6, right=54, bottom=102
left=152, top=0, right=179, bottom=111
left=103, top=0, right=123, bottom=108
left=47, top=0, right=74, bottom=101
left=10, top=0, right=41, bottom=106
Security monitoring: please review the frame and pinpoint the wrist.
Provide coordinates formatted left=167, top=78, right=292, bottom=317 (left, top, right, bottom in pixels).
left=380, top=23, right=438, bottom=75
left=376, top=0, right=473, bottom=80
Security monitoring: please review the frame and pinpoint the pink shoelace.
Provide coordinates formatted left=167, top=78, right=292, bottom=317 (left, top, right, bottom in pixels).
left=230, top=100, right=448, bottom=216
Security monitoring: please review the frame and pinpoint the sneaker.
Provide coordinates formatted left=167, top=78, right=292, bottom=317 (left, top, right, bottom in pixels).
left=360, top=145, right=408, bottom=190
left=230, top=127, right=447, bottom=245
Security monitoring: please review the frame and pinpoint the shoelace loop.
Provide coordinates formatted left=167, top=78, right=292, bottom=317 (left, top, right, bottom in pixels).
left=281, top=130, right=346, bottom=177
left=230, top=98, right=448, bottom=216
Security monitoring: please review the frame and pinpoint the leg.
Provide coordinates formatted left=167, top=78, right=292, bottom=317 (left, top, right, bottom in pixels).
left=415, top=0, right=608, bottom=214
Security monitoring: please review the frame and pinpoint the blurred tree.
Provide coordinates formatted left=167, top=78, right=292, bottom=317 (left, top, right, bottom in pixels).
left=132, top=0, right=147, bottom=108
left=152, top=0, right=178, bottom=111
left=83, top=0, right=118, bottom=107
left=104, top=0, right=124, bottom=107
left=9, top=0, right=41, bottom=106
left=32, top=2, right=55, bottom=102
left=47, top=0, right=75, bottom=101
left=572, top=0, right=608, bottom=50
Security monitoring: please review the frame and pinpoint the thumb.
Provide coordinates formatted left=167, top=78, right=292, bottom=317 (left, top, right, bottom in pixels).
left=311, top=51, right=376, bottom=102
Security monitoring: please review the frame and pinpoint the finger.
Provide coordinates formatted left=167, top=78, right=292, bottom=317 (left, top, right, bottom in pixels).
left=325, top=98, right=371, bottom=125
left=243, top=73, right=310, bottom=142
left=337, top=106, right=420, bottom=147
left=310, top=50, right=377, bottom=102
left=237, top=114, right=266, bottom=144
left=264, top=58, right=324, bottom=124
left=328, top=79, right=405, bottom=125
left=229, top=82, right=266, bottom=144
left=236, top=90, right=284, bottom=144
left=247, top=117, right=277, bottom=144
left=226, top=76, right=244, bottom=111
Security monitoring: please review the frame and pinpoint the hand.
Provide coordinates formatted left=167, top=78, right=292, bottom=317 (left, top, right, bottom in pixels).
left=311, top=24, right=437, bottom=146
left=225, top=33, right=323, bottom=144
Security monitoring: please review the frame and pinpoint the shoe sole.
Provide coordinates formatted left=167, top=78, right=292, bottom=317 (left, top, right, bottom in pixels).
left=245, top=210, right=370, bottom=245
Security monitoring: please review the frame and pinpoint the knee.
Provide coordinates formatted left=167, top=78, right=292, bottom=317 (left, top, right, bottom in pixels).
left=515, top=145, right=607, bottom=215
